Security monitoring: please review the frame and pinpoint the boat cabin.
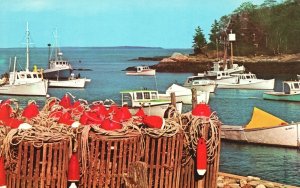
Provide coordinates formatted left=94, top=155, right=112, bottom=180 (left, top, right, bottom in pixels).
left=120, top=90, right=160, bottom=107
left=9, top=71, right=44, bottom=85
left=49, top=59, right=72, bottom=70
left=283, top=81, right=300, bottom=94
left=232, top=73, right=257, bottom=80
left=184, top=75, right=216, bottom=86
left=136, top=66, right=150, bottom=72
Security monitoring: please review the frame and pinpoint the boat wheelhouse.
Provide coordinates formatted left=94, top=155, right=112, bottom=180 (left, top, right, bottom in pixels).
left=263, top=80, right=300, bottom=102
left=125, top=66, right=156, bottom=76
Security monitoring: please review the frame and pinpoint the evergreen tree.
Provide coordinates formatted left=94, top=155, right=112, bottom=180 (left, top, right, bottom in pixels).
left=209, top=20, right=221, bottom=50
left=192, top=26, right=207, bottom=54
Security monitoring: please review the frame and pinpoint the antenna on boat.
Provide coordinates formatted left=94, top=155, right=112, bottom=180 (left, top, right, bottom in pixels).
left=26, top=22, right=30, bottom=72
left=154, top=75, right=158, bottom=91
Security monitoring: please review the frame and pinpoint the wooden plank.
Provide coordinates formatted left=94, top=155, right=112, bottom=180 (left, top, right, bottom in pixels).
left=111, top=141, right=118, bottom=188
left=27, top=143, right=35, bottom=188
left=46, top=143, right=53, bottom=186
left=51, top=142, right=58, bottom=188
left=164, top=137, right=172, bottom=188
left=56, top=142, right=63, bottom=188
left=99, top=139, right=106, bottom=188
left=34, top=144, right=41, bottom=187
left=92, top=138, right=100, bottom=188
left=40, top=143, right=48, bottom=188
left=15, top=143, right=22, bottom=188
left=159, top=137, right=167, bottom=188
left=21, top=142, right=29, bottom=188
left=116, top=138, right=124, bottom=187
left=154, top=137, right=162, bottom=188
left=62, top=140, right=68, bottom=188
left=104, top=140, right=112, bottom=188
left=148, top=137, right=156, bottom=188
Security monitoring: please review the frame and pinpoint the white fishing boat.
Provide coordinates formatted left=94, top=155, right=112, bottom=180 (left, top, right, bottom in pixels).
left=217, top=73, right=275, bottom=90
left=183, top=75, right=217, bottom=93
left=126, top=66, right=156, bottom=76
left=263, top=80, right=300, bottom=102
left=221, top=107, right=300, bottom=148
left=0, top=23, right=48, bottom=96
left=158, top=83, right=210, bottom=104
left=48, top=76, right=87, bottom=88
left=120, top=89, right=182, bottom=117
left=43, top=30, right=73, bottom=80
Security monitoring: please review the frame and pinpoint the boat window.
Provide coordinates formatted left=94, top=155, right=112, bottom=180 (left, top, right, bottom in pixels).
left=136, top=92, right=143, bottom=100
left=246, top=75, right=251, bottom=79
left=20, top=74, right=25, bottom=79
left=33, top=74, right=37, bottom=78
left=27, top=74, right=32, bottom=78
left=144, top=92, right=150, bottom=99
left=294, top=83, right=299, bottom=89
left=151, top=92, right=158, bottom=99
left=17, top=75, right=19, bottom=79
left=38, top=74, right=42, bottom=78
left=283, top=83, right=291, bottom=94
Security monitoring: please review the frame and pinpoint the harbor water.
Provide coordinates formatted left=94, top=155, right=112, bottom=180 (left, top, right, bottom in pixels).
left=0, top=47, right=299, bottom=186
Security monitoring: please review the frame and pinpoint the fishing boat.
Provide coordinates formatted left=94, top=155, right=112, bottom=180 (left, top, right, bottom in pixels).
left=158, top=83, right=210, bottom=104
left=263, top=80, right=300, bottom=102
left=43, top=30, right=73, bottom=80
left=48, top=73, right=87, bottom=88
left=125, top=66, right=156, bottom=76
left=217, top=72, right=275, bottom=90
left=221, top=107, right=300, bottom=148
left=0, top=23, right=48, bottom=96
left=183, top=75, right=217, bottom=93
left=120, top=89, right=183, bottom=117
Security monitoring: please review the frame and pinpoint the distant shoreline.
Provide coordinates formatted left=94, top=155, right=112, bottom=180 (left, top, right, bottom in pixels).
left=130, top=53, right=300, bottom=76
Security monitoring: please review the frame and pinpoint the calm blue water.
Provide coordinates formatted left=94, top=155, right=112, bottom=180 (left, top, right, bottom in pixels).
left=0, top=47, right=299, bottom=186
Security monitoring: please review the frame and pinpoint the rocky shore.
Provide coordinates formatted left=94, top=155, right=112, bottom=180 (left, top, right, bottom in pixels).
left=218, top=172, right=299, bottom=188
left=134, top=53, right=300, bottom=77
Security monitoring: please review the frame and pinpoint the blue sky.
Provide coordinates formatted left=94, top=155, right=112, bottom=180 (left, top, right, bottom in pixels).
left=0, top=0, right=265, bottom=48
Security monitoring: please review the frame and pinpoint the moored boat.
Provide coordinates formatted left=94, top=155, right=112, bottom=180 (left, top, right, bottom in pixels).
left=158, top=83, right=210, bottom=104
left=263, top=80, right=300, bottom=102
left=0, top=23, right=48, bottom=96
left=221, top=107, right=300, bottom=148
left=120, top=89, right=182, bottom=117
left=183, top=75, right=217, bottom=93
left=125, top=66, right=156, bottom=76
left=48, top=77, right=87, bottom=88
left=217, top=73, right=275, bottom=90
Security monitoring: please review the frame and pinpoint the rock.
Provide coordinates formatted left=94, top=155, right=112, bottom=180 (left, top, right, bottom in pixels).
left=218, top=176, right=225, bottom=181
left=240, top=179, right=248, bottom=187
left=255, top=184, right=266, bottom=188
left=248, top=181, right=261, bottom=187
left=217, top=182, right=225, bottom=188
left=228, top=183, right=241, bottom=188
left=247, top=176, right=255, bottom=181
left=262, top=182, right=274, bottom=188
left=241, top=184, right=253, bottom=188
left=253, top=177, right=261, bottom=181
left=224, top=178, right=238, bottom=184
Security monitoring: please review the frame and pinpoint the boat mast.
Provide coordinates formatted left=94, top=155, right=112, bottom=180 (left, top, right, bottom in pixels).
left=54, top=28, right=59, bottom=60
left=26, top=22, right=30, bottom=72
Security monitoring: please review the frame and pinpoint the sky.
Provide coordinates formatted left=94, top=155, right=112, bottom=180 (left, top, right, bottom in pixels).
left=0, top=0, right=266, bottom=48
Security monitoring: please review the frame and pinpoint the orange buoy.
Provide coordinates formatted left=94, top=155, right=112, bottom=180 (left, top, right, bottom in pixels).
left=68, top=153, right=80, bottom=182
left=0, top=104, right=13, bottom=121
left=196, top=138, right=207, bottom=176
left=22, top=102, right=39, bottom=119
left=0, top=157, right=7, bottom=188
left=192, top=103, right=211, bottom=117
left=143, top=115, right=165, bottom=129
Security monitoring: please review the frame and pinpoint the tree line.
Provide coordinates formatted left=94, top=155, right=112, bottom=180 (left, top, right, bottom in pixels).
left=193, top=0, right=300, bottom=56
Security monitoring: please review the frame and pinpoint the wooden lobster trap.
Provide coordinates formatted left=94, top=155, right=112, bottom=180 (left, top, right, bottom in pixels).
left=141, top=130, right=184, bottom=188
left=6, top=139, right=70, bottom=188
left=179, top=119, right=221, bottom=188
left=81, top=131, right=142, bottom=188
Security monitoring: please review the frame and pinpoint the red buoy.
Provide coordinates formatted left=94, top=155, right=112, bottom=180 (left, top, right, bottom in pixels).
left=68, top=153, right=80, bottom=182
left=134, top=108, right=145, bottom=117
left=22, top=102, right=39, bottom=119
left=101, top=118, right=122, bottom=130
left=196, top=138, right=207, bottom=176
left=0, top=104, right=13, bottom=121
left=115, top=106, right=132, bottom=122
left=143, top=115, right=165, bottom=129
left=59, top=93, right=72, bottom=109
left=0, top=157, right=7, bottom=187
left=192, top=103, right=211, bottom=117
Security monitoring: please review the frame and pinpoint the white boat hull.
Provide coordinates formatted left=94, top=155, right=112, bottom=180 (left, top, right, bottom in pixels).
left=49, top=78, right=87, bottom=88
left=218, top=79, right=275, bottom=90
left=221, top=123, right=300, bottom=148
left=129, top=102, right=182, bottom=117
left=0, top=80, right=48, bottom=96
left=184, top=84, right=216, bottom=93
left=126, top=69, right=156, bottom=76
left=159, top=92, right=209, bottom=104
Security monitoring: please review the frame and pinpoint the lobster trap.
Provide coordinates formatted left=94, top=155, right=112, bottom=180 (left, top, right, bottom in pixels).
left=6, top=139, right=70, bottom=188
left=141, top=130, right=184, bottom=188
left=81, top=132, right=142, bottom=188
